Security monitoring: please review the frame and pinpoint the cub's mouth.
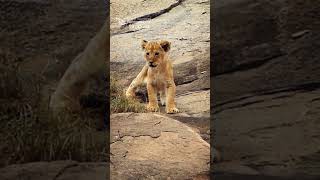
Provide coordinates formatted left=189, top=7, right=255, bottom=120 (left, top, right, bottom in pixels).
left=149, top=64, right=157, bottom=68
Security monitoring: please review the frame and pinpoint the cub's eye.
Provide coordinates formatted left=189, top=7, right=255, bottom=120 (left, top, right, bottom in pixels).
left=146, top=52, right=150, bottom=56
left=155, top=52, right=159, bottom=56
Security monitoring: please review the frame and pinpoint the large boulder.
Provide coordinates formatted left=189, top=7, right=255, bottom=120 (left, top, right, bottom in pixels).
left=110, top=0, right=210, bottom=94
left=214, top=89, right=320, bottom=177
left=213, top=0, right=320, bottom=178
left=110, top=0, right=211, bottom=152
left=110, top=113, right=210, bottom=179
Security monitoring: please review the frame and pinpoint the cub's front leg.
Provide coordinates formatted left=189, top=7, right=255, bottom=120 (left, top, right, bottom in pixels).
left=165, top=80, right=179, bottom=114
left=126, top=65, right=148, bottom=98
left=146, top=82, right=159, bottom=112
left=126, top=78, right=139, bottom=98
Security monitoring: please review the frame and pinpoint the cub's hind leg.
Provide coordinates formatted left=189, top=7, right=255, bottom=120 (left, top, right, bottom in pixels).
left=159, top=90, right=166, bottom=106
left=126, top=65, right=148, bottom=98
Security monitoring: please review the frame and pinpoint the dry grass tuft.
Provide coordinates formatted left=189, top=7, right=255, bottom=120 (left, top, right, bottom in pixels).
left=0, top=51, right=106, bottom=167
left=0, top=106, right=106, bottom=167
left=110, top=76, right=146, bottom=113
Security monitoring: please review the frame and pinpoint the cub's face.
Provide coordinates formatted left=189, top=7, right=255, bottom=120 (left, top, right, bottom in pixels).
left=141, top=40, right=171, bottom=68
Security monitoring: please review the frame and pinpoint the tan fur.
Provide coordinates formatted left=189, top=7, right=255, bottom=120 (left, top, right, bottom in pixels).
left=50, top=19, right=108, bottom=113
left=126, top=40, right=179, bottom=114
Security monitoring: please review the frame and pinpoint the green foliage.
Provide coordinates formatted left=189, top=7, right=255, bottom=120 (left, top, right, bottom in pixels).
left=110, top=77, right=146, bottom=113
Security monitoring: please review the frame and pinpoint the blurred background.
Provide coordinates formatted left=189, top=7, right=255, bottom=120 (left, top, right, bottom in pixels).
left=213, top=0, right=320, bottom=179
left=0, top=0, right=108, bottom=179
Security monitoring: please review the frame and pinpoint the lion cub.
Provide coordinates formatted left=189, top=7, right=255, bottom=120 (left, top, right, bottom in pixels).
left=126, top=40, right=179, bottom=114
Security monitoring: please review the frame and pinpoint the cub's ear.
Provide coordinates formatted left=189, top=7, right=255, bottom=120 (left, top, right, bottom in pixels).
left=160, top=40, right=171, bottom=52
left=141, top=40, right=148, bottom=50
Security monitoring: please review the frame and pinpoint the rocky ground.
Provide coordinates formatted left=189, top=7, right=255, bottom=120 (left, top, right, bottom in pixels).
left=110, top=113, right=210, bottom=179
left=0, top=161, right=107, bottom=180
left=110, top=0, right=210, bottom=179
left=213, top=0, right=320, bottom=179
left=110, top=0, right=211, bottom=178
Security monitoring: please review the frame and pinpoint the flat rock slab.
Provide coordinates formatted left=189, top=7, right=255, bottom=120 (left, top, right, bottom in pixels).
left=111, top=0, right=178, bottom=30
left=212, top=0, right=320, bottom=177
left=111, top=113, right=210, bottom=179
left=176, top=90, right=210, bottom=116
left=0, top=161, right=107, bottom=180
left=110, top=0, right=210, bottom=94
left=214, top=88, right=320, bottom=177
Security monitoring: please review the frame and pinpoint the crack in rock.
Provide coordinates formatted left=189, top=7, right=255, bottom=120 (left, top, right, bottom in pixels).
left=120, top=0, right=186, bottom=29
left=53, top=163, right=78, bottom=180
left=214, top=99, right=266, bottom=114
left=111, top=28, right=143, bottom=36
left=241, top=120, right=307, bottom=137
left=111, top=134, right=162, bottom=144
left=214, top=53, right=286, bottom=77
left=194, top=1, right=209, bottom=5
left=213, top=81, right=320, bottom=110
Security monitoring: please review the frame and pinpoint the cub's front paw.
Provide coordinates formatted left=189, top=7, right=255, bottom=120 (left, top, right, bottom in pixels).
left=146, top=103, right=159, bottom=112
left=125, top=89, right=136, bottom=99
left=166, top=106, right=179, bottom=114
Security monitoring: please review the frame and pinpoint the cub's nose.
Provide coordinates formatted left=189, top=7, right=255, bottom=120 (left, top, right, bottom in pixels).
left=149, top=62, right=156, bottom=67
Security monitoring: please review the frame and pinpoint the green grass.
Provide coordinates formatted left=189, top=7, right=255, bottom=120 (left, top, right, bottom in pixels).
left=110, top=76, right=146, bottom=113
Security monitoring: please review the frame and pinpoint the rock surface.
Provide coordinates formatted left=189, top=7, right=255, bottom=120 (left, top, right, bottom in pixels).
left=176, top=90, right=210, bottom=116
left=110, top=0, right=211, bottom=178
left=110, top=0, right=210, bottom=93
left=213, top=0, right=320, bottom=178
left=110, top=0, right=210, bottom=138
left=0, top=161, right=107, bottom=180
left=110, top=0, right=210, bottom=179
left=110, top=113, right=210, bottom=179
